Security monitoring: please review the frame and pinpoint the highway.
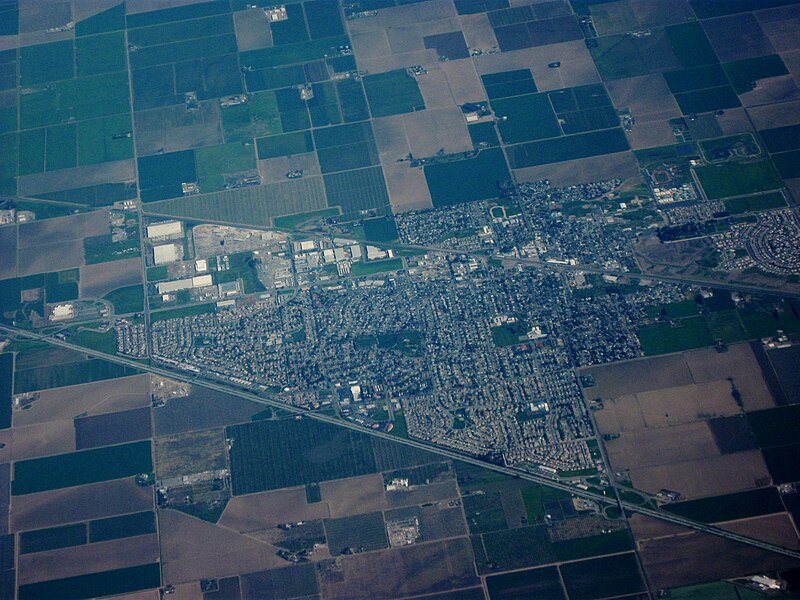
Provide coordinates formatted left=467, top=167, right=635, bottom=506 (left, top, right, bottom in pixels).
left=3, top=322, right=800, bottom=561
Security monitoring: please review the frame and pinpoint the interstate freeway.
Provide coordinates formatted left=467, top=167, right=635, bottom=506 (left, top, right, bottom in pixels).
left=2, top=322, right=800, bottom=562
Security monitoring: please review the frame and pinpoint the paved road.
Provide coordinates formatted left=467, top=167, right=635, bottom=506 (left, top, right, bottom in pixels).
left=3, top=323, right=800, bottom=561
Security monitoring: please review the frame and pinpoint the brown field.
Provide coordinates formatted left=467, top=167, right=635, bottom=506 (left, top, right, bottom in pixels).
left=0, top=226, right=17, bottom=280
left=374, top=115, right=411, bottom=163
left=258, top=153, right=321, bottom=186
left=594, top=380, right=741, bottom=434
left=580, top=354, right=692, bottom=399
left=10, top=419, right=76, bottom=461
left=606, top=74, right=681, bottom=122
left=135, top=102, right=223, bottom=156
left=720, top=513, right=800, bottom=550
left=360, top=52, right=439, bottom=77
left=513, top=151, right=640, bottom=187
left=628, top=450, right=770, bottom=499
left=18, top=0, right=71, bottom=33
left=627, top=119, right=684, bottom=150
left=757, top=5, right=800, bottom=52
left=703, top=13, right=774, bottom=63
left=153, top=388, right=263, bottom=436
left=459, top=13, right=498, bottom=51
left=17, top=160, right=135, bottom=197
left=741, top=75, right=800, bottom=108
left=0, top=429, right=10, bottom=464
left=160, top=508, right=284, bottom=583
left=17, top=240, right=85, bottom=276
left=13, top=374, right=151, bottom=428
left=219, top=486, right=331, bottom=533
left=108, top=589, right=161, bottom=600
left=440, top=60, right=484, bottom=105
left=320, top=473, right=388, bottom=518
left=404, top=107, right=472, bottom=157
left=18, top=534, right=159, bottom=585
left=716, top=107, right=755, bottom=136
left=125, top=0, right=214, bottom=15
left=387, top=480, right=459, bottom=509
left=155, top=428, right=227, bottom=480
left=685, top=344, right=775, bottom=411
left=746, top=98, right=800, bottom=130
left=72, top=0, right=120, bottom=23
left=13, top=345, right=83, bottom=370
left=417, top=68, right=458, bottom=110
left=80, top=257, right=143, bottom=299
left=75, top=406, right=152, bottom=450
left=11, top=477, right=154, bottom=532
left=318, top=537, right=478, bottom=599
left=628, top=513, right=689, bottom=542
left=384, top=162, right=434, bottom=213
left=638, top=527, right=800, bottom=590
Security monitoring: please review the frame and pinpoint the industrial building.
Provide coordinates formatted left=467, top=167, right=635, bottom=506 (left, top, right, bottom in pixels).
left=157, top=275, right=213, bottom=295
left=153, top=243, right=180, bottom=265
left=146, top=220, right=183, bottom=239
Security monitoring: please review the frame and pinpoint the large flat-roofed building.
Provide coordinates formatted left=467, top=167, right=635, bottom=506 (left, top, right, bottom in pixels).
left=153, top=243, right=180, bottom=265
left=146, top=220, right=183, bottom=239
left=157, top=274, right=213, bottom=295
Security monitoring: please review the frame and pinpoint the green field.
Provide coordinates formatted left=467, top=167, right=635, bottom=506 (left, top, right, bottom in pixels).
left=0, top=353, right=11, bottom=429
left=665, top=21, right=718, bottom=69
left=362, top=216, right=398, bottom=242
left=20, top=72, right=131, bottom=129
left=77, top=114, right=134, bottom=166
left=476, top=526, right=555, bottom=573
left=20, top=40, right=74, bottom=85
left=138, top=149, right=198, bottom=202
left=363, top=69, right=425, bottom=118
left=324, top=166, right=391, bottom=214
left=12, top=440, right=153, bottom=495
left=424, top=148, right=511, bottom=206
left=45, top=269, right=80, bottom=303
left=337, top=78, right=370, bottom=123
left=673, top=86, right=741, bottom=115
left=76, top=3, right=125, bottom=36
left=75, top=32, right=126, bottom=77
left=560, top=553, right=645, bottom=599
left=482, top=69, right=538, bottom=99
left=273, top=207, right=340, bottom=229
left=20, top=524, right=87, bottom=555
left=18, top=128, right=46, bottom=175
left=664, top=487, right=784, bottom=523
left=351, top=258, right=403, bottom=276
left=103, top=285, right=144, bottom=314
left=551, top=530, right=634, bottom=561
left=494, top=93, right=561, bottom=144
left=695, top=160, right=783, bottom=200
left=227, top=418, right=378, bottom=494
left=240, top=35, right=350, bottom=69
left=89, top=511, right=156, bottom=543
left=724, top=54, right=789, bottom=94
left=464, top=492, right=508, bottom=534
left=14, top=358, right=139, bottom=393
left=146, top=176, right=328, bottom=225
left=257, top=131, right=314, bottom=159
left=637, top=316, right=714, bottom=355
left=45, top=124, right=78, bottom=171
left=748, top=404, right=800, bottom=449
left=194, top=142, right=257, bottom=193
left=771, top=150, right=800, bottom=179
left=507, top=128, right=629, bottom=169
left=18, top=563, right=161, bottom=600
left=67, top=327, right=118, bottom=355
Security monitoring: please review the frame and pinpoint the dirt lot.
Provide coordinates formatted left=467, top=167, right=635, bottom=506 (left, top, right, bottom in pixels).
left=18, top=534, right=159, bottom=585
left=10, top=419, right=76, bottom=462
left=440, top=60, right=484, bottom=105
left=513, top=151, right=640, bottom=187
left=0, top=226, right=17, bottom=280
left=384, top=163, right=434, bottom=213
left=155, top=428, right=227, bottom=480
left=219, top=486, right=331, bottom=532
left=258, top=153, right=321, bottom=186
left=160, top=508, right=284, bottom=583
left=17, top=161, right=135, bottom=197
left=318, top=537, right=478, bottom=599
left=135, top=102, right=223, bottom=156
left=13, top=374, right=151, bottom=428
left=594, top=380, right=741, bottom=434
left=80, top=257, right=143, bottom=299
left=404, top=107, right=472, bottom=157
left=320, top=473, right=388, bottom=518
left=581, top=354, right=693, bottom=399
left=685, top=344, right=775, bottom=411
left=638, top=526, right=800, bottom=590
left=11, top=477, right=154, bottom=532
left=627, top=449, right=770, bottom=499
left=606, top=73, right=681, bottom=122
left=720, top=513, right=800, bottom=550
left=387, top=480, right=459, bottom=509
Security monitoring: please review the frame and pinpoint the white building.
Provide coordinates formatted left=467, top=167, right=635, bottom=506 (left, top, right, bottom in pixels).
left=146, top=221, right=183, bottom=239
left=153, top=243, right=180, bottom=265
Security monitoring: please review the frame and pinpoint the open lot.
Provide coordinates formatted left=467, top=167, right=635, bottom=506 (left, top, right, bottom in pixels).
left=219, top=485, right=331, bottom=532
left=11, top=478, right=154, bottom=532
left=155, top=428, right=226, bottom=479
left=160, top=508, right=284, bottom=584
left=318, top=538, right=478, bottom=599
left=320, top=473, right=388, bottom=518
left=13, top=374, right=151, bottom=428
left=18, top=534, right=159, bottom=585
